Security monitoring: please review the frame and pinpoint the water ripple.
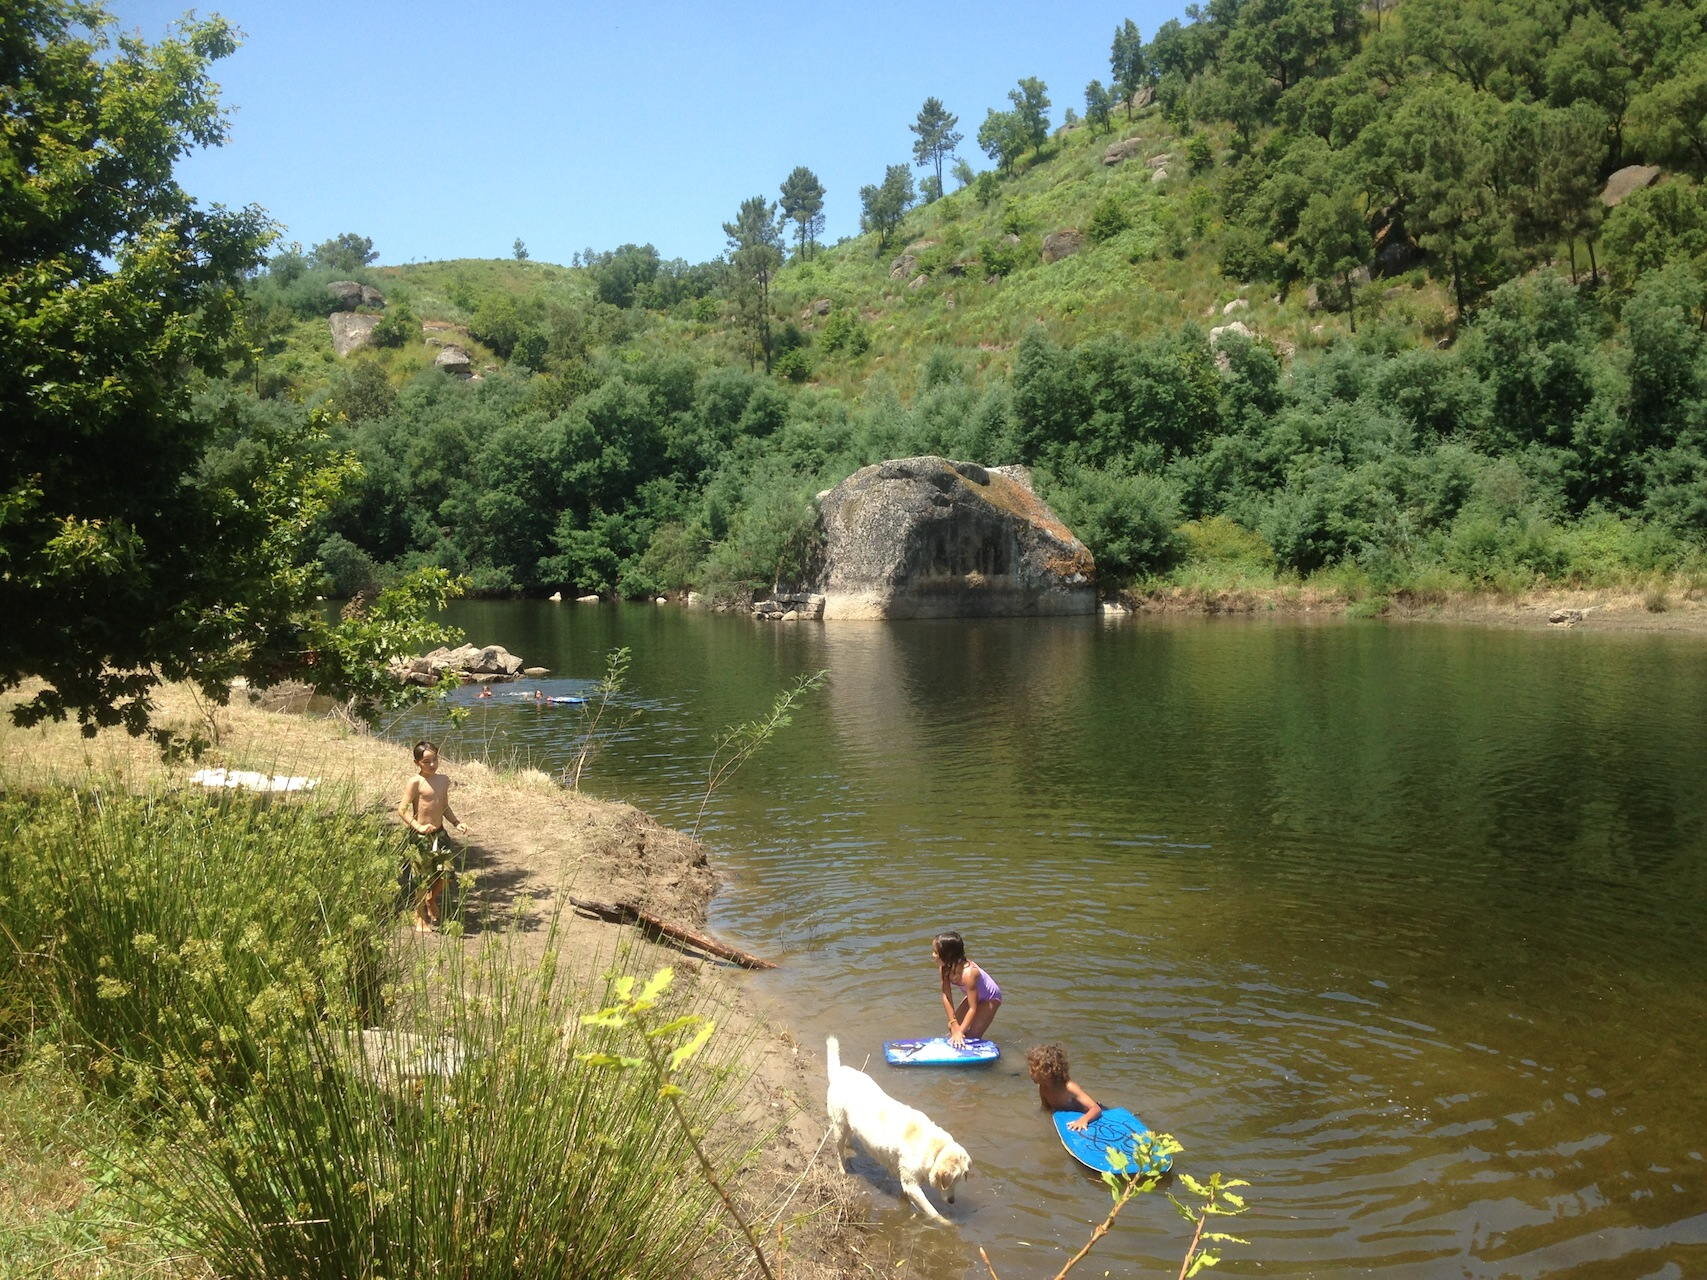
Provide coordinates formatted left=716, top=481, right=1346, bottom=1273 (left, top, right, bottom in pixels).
left=390, top=606, right=1707, bottom=1278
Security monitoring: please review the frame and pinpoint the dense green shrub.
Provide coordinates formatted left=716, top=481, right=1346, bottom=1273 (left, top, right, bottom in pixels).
left=1259, top=470, right=1364, bottom=575
left=1218, top=223, right=1286, bottom=283
left=318, top=532, right=382, bottom=597
left=624, top=520, right=709, bottom=596
left=1086, top=193, right=1131, bottom=243
left=247, top=264, right=380, bottom=321
left=370, top=302, right=418, bottom=348
left=980, top=236, right=1026, bottom=277
left=1443, top=509, right=1568, bottom=585
left=774, top=348, right=812, bottom=383
left=1042, top=467, right=1185, bottom=582
left=326, top=360, right=396, bottom=422
left=819, top=307, right=870, bottom=355
left=1179, top=515, right=1276, bottom=569
left=696, top=474, right=822, bottom=598
left=1603, top=179, right=1707, bottom=292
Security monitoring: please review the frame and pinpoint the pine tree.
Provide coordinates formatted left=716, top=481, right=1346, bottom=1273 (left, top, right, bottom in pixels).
left=1111, top=19, right=1147, bottom=118
left=723, top=197, right=784, bottom=372
left=910, top=97, right=963, bottom=201
left=778, top=166, right=827, bottom=260
left=1085, top=79, right=1115, bottom=135
left=859, top=165, right=915, bottom=252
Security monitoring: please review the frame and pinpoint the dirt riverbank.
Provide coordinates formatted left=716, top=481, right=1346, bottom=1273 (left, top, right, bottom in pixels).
left=1129, top=582, right=1707, bottom=634
left=0, top=684, right=893, bottom=1280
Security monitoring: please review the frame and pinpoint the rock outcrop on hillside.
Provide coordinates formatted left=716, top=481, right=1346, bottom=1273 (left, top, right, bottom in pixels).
left=1601, top=164, right=1662, bottom=207
left=326, top=281, right=386, bottom=310
left=1102, top=137, right=1144, bottom=165
left=329, top=312, right=380, bottom=356
left=814, top=457, right=1096, bottom=620
left=1042, top=229, right=1084, bottom=262
left=435, top=345, right=473, bottom=377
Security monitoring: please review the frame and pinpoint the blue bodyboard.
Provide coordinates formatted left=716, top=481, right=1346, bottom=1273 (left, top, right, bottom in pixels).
left=545, top=696, right=587, bottom=706
left=882, top=1037, right=999, bottom=1066
left=1054, top=1107, right=1172, bottom=1176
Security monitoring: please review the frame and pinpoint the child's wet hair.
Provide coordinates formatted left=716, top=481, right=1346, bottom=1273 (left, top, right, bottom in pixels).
left=413, top=740, right=439, bottom=762
left=1027, top=1043, right=1070, bottom=1081
left=933, top=930, right=966, bottom=983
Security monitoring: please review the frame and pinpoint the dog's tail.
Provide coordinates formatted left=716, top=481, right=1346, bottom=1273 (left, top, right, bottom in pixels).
left=826, top=1035, right=840, bottom=1075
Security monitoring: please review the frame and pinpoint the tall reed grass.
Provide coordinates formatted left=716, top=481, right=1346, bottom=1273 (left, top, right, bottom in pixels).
left=128, top=942, right=755, bottom=1279
left=0, top=785, right=397, bottom=1093
left=0, top=779, right=764, bottom=1279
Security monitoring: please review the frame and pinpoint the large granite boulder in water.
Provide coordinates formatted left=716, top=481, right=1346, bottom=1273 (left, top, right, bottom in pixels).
left=815, top=456, right=1096, bottom=619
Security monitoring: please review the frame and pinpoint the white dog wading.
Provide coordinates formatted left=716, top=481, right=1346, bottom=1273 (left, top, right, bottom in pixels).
left=825, top=1035, right=972, bottom=1223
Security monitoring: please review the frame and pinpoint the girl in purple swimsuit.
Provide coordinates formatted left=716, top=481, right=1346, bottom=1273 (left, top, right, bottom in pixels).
left=933, top=930, right=1002, bottom=1048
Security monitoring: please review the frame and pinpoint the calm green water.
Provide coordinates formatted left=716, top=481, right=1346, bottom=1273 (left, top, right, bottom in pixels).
left=394, top=603, right=1707, bottom=1278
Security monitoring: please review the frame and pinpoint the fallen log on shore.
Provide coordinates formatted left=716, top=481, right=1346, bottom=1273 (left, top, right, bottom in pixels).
left=569, top=896, right=777, bottom=970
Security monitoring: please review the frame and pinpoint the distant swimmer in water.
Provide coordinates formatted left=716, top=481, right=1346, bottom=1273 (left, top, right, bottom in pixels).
left=477, top=686, right=493, bottom=699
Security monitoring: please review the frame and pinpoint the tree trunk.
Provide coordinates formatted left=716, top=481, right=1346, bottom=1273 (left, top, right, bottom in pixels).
left=758, top=275, right=772, bottom=373
left=569, top=897, right=778, bottom=969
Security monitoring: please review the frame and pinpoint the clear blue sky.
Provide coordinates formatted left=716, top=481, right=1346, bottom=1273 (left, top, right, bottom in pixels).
left=108, top=0, right=1180, bottom=267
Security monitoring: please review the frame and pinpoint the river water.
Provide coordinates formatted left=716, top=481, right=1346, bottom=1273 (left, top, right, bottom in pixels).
left=392, top=602, right=1707, bottom=1279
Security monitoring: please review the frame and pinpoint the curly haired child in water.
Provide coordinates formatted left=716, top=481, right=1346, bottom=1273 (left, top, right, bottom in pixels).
left=933, top=930, right=1002, bottom=1048
left=1026, top=1044, right=1104, bottom=1132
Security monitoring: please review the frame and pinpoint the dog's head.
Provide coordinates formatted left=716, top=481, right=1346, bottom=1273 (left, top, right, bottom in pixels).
left=930, top=1140, right=972, bottom=1203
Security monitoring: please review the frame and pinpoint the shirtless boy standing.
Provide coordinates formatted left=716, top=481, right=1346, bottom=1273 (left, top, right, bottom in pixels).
left=398, top=740, right=464, bottom=931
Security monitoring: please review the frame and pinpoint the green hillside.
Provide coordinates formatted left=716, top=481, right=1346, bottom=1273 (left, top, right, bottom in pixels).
left=231, top=0, right=1707, bottom=608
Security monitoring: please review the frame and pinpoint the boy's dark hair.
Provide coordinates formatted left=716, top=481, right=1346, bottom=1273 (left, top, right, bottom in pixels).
left=413, top=740, right=438, bottom=762
left=1027, top=1043, right=1069, bottom=1082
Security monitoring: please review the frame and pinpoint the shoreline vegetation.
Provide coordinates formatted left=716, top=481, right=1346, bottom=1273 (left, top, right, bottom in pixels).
left=1122, top=577, right=1707, bottom=632
left=0, top=682, right=875, bottom=1280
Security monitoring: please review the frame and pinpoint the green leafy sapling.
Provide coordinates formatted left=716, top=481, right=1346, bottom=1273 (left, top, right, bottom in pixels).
left=1168, top=1169, right=1251, bottom=1279
left=979, top=1130, right=1248, bottom=1280
left=564, top=646, right=640, bottom=789
left=691, top=670, right=828, bottom=837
